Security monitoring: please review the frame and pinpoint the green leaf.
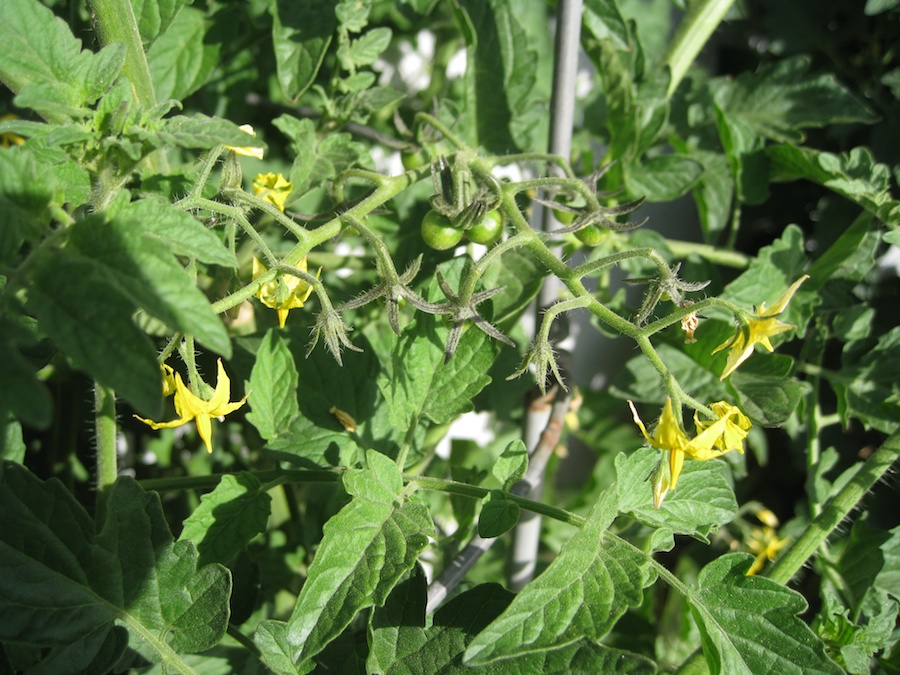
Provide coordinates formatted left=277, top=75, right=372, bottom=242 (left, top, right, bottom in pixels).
left=148, top=7, right=220, bottom=101
left=464, top=490, right=651, bottom=664
left=687, top=149, right=734, bottom=242
left=263, top=332, right=406, bottom=467
left=343, top=27, right=392, bottom=68
left=582, top=0, right=631, bottom=51
left=612, top=341, right=729, bottom=407
left=731, top=370, right=807, bottom=427
left=0, top=464, right=231, bottom=667
left=179, top=472, right=272, bottom=567
left=0, top=0, right=123, bottom=117
left=615, top=447, right=738, bottom=544
left=132, top=0, right=190, bottom=45
left=121, top=198, right=238, bottom=267
left=284, top=450, right=433, bottom=666
left=835, top=327, right=900, bottom=433
left=100, top=479, right=232, bottom=654
left=68, top=213, right=231, bottom=357
left=27, top=248, right=162, bottom=417
left=247, top=330, right=301, bottom=442
left=478, top=490, right=520, bottom=538
left=767, top=144, right=900, bottom=227
left=493, top=438, right=528, bottom=487
left=480, top=248, right=545, bottom=331
left=386, top=582, right=657, bottom=673
left=0, top=318, right=52, bottom=429
left=714, top=104, right=769, bottom=206
left=274, top=115, right=367, bottom=199
left=142, top=114, right=267, bottom=152
left=719, top=224, right=813, bottom=331
left=688, top=554, right=843, bottom=674
left=453, top=0, right=546, bottom=153
left=377, top=316, right=494, bottom=436
left=367, top=564, right=429, bottom=674
left=255, top=620, right=309, bottom=675
left=709, top=56, right=877, bottom=143
left=0, top=147, right=55, bottom=264
left=625, top=154, right=704, bottom=202
left=336, top=0, right=370, bottom=31
left=272, top=0, right=338, bottom=100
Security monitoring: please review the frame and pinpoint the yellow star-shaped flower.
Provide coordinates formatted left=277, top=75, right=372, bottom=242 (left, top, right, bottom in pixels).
left=252, top=257, right=319, bottom=328
left=136, top=360, right=248, bottom=453
left=714, top=275, right=809, bottom=380
left=746, top=526, right=790, bottom=575
left=629, top=398, right=751, bottom=507
left=225, top=124, right=264, bottom=159
left=252, top=172, right=292, bottom=212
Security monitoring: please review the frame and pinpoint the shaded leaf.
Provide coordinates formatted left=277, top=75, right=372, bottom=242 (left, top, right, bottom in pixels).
left=367, top=564, right=429, bottom=674
left=0, top=464, right=230, bottom=667
left=285, top=450, right=434, bottom=666
left=464, top=490, right=651, bottom=664
left=121, top=198, right=238, bottom=268
left=767, top=144, right=900, bottom=227
left=272, top=0, right=338, bottom=100
left=710, top=56, right=877, bottom=143
left=625, top=154, right=704, bottom=202
left=477, top=490, right=520, bottom=538
left=835, top=327, right=900, bottom=433
left=179, top=472, right=272, bottom=567
left=247, top=330, right=300, bottom=442
left=69, top=213, right=231, bottom=357
left=27, top=249, right=162, bottom=417
left=0, top=318, right=52, bottom=429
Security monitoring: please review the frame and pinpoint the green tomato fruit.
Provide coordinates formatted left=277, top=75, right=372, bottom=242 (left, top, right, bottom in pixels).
left=551, top=196, right=587, bottom=225
left=401, top=150, right=427, bottom=170
left=574, top=224, right=610, bottom=246
left=467, top=210, right=503, bottom=245
left=421, top=210, right=464, bottom=250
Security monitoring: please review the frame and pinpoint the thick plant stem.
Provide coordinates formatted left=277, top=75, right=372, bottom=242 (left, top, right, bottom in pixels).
left=94, top=382, right=118, bottom=517
left=767, top=430, right=900, bottom=585
left=663, top=0, right=736, bottom=98
left=89, top=0, right=157, bottom=107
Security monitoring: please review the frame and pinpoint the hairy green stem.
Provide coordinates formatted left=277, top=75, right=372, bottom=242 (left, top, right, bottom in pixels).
left=94, top=382, right=118, bottom=516
left=137, top=468, right=585, bottom=527
left=88, top=0, right=157, bottom=106
left=767, top=431, right=900, bottom=585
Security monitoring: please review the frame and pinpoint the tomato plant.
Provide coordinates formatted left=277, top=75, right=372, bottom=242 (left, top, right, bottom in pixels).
left=466, top=209, right=503, bottom=245
left=1, top=0, right=897, bottom=673
left=421, top=209, right=463, bottom=249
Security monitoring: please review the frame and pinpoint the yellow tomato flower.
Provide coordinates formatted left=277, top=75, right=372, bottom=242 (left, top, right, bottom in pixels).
left=252, top=172, right=292, bottom=212
left=629, top=398, right=751, bottom=507
left=746, top=526, right=790, bottom=575
left=225, top=124, right=264, bottom=159
left=252, top=257, right=319, bottom=328
left=161, top=364, right=177, bottom=397
left=714, top=275, right=809, bottom=380
left=135, top=360, right=248, bottom=453
left=1, top=114, right=25, bottom=148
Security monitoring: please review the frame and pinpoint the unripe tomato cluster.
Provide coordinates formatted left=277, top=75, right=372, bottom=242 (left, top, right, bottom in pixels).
left=421, top=209, right=503, bottom=250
